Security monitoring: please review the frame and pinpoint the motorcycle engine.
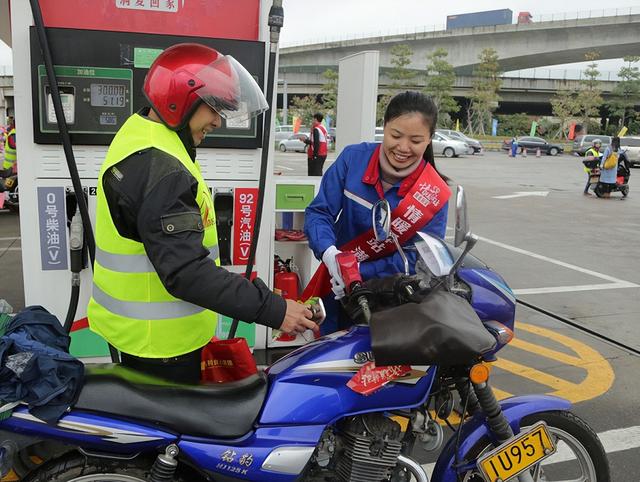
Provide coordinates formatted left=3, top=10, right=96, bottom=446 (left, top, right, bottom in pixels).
left=332, top=414, right=403, bottom=482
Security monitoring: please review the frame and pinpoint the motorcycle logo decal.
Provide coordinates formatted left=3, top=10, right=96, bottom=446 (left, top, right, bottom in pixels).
left=12, top=412, right=164, bottom=444
left=216, top=449, right=254, bottom=476
left=354, top=351, right=374, bottom=364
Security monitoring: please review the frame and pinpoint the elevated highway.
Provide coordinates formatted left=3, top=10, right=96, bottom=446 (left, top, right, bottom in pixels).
left=278, top=67, right=621, bottom=113
left=280, top=13, right=640, bottom=75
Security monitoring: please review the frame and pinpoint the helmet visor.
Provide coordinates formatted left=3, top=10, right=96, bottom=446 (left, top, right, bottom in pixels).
left=194, top=55, right=268, bottom=123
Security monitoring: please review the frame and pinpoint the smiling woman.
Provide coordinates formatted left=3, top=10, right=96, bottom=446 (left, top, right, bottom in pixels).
left=302, top=91, right=452, bottom=334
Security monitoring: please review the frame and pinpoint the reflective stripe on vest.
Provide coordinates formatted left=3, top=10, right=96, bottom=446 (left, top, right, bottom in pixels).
left=96, top=245, right=220, bottom=273
left=3, top=129, right=16, bottom=169
left=88, top=114, right=219, bottom=358
left=92, top=284, right=205, bottom=320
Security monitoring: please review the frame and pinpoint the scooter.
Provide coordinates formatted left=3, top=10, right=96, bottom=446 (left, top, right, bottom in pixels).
left=0, top=187, right=609, bottom=482
left=594, top=150, right=630, bottom=198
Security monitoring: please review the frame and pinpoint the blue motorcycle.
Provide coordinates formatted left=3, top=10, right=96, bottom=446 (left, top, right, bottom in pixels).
left=0, top=187, right=609, bottom=482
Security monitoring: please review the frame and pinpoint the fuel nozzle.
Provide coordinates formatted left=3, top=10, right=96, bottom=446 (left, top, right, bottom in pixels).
left=336, top=252, right=372, bottom=323
left=69, top=207, right=84, bottom=280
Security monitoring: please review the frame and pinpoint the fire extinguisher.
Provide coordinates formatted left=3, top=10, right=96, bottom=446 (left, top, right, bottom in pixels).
left=274, top=255, right=300, bottom=301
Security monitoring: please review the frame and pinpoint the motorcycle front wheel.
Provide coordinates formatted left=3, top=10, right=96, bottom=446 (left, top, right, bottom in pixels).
left=461, top=410, right=610, bottom=482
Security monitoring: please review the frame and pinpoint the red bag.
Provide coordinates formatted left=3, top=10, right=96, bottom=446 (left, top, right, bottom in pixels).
left=200, top=337, right=258, bottom=383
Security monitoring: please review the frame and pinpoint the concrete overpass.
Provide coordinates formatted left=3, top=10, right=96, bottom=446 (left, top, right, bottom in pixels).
left=277, top=68, right=624, bottom=115
left=279, top=13, right=640, bottom=75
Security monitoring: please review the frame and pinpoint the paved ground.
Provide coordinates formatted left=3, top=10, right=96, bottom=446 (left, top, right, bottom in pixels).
left=2, top=148, right=639, bottom=479
left=276, top=148, right=640, bottom=478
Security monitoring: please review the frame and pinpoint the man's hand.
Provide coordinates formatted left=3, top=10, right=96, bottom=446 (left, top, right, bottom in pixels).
left=279, top=299, right=316, bottom=334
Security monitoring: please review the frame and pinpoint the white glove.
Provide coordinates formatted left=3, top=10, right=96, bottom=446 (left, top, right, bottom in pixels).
left=322, top=245, right=346, bottom=300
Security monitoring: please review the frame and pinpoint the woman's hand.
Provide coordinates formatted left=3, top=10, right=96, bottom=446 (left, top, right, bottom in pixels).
left=322, top=245, right=346, bottom=299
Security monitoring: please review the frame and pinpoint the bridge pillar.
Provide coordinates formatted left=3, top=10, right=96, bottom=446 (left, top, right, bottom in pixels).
left=336, top=50, right=379, bottom=153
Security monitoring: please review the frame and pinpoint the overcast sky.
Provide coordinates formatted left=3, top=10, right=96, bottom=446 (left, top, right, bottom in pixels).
left=1, top=1, right=638, bottom=73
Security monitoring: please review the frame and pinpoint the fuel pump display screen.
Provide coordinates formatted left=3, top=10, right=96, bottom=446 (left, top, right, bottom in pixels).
left=90, top=84, right=127, bottom=108
left=31, top=27, right=265, bottom=147
left=37, top=65, right=133, bottom=136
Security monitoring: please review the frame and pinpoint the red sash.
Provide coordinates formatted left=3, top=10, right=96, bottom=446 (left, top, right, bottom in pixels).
left=301, top=162, right=450, bottom=299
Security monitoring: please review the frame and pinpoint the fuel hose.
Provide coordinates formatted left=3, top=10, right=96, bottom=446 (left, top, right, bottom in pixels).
left=229, top=0, right=284, bottom=339
left=30, top=0, right=120, bottom=362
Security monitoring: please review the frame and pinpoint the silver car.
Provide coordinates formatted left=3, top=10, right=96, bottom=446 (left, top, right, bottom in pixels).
left=620, top=136, right=640, bottom=167
left=432, top=132, right=471, bottom=157
left=437, top=129, right=483, bottom=154
left=278, top=132, right=309, bottom=152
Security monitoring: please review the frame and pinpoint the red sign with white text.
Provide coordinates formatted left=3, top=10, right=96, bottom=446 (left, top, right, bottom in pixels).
left=38, top=0, right=260, bottom=41
left=233, top=188, right=259, bottom=265
left=347, top=362, right=412, bottom=396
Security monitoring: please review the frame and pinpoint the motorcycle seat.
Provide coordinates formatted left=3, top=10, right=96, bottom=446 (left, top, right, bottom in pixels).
left=74, top=364, right=268, bottom=439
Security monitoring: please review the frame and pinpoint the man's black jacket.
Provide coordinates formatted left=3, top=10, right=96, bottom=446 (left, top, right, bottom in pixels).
left=102, top=115, right=285, bottom=330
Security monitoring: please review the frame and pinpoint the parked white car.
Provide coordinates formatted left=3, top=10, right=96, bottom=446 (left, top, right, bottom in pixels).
left=621, top=136, right=640, bottom=167
left=274, top=125, right=294, bottom=142
left=432, top=132, right=471, bottom=157
left=278, top=132, right=309, bottom=152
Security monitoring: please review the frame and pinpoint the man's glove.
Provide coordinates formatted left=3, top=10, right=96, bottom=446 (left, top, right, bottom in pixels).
left=322, top=245, right=346, bottom=300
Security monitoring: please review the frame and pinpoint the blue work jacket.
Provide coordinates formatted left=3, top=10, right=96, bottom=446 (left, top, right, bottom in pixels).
left=304, top=142, right=449, bottom=281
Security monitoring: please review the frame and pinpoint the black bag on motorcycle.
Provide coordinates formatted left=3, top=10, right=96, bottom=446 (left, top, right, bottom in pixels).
left=369, top=289, right=496, bottom=366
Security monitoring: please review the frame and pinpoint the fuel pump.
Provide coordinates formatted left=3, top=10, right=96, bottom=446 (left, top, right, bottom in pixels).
left=10, top=0, right=282, bottom=357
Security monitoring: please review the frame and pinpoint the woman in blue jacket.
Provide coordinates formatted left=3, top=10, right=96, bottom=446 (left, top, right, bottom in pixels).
left=597, top=136, right=620, bottom=198
left=304, top=91, right=450, bottom=332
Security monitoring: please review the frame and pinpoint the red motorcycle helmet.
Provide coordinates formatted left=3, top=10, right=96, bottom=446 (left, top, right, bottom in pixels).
left=143, top=43, right=268, bottom=130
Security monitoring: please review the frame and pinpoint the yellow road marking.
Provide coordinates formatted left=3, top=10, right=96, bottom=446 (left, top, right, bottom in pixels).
left=496, top=321, right=615, bottom=403
left=432, top=321, right=614, bottom=427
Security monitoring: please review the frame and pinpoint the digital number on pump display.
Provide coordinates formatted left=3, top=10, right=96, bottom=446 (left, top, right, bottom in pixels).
left=90, top=84, right=127, bottom=108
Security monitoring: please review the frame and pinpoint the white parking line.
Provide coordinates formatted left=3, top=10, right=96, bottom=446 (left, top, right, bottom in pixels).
left=477, top=236, right=635, bottom=285
left=422, top=425, right=640, bottom=475
left=443, top=229, right=639, bottom=294
left=0, top=236, right=20, bottom=241
left=513, top=282, right=638, bottom=295
left=275, top=165, right=294, bottom=171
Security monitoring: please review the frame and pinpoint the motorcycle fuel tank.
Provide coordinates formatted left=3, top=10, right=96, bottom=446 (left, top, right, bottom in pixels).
left=260, top=326, right=435, bottom=425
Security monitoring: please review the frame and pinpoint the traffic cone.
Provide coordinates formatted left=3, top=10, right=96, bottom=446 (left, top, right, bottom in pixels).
left=536, top=147, right=541, bottom=158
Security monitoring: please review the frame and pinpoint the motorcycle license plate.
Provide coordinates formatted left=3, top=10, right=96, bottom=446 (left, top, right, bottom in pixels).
left=477, top=422, right=555, bottom=482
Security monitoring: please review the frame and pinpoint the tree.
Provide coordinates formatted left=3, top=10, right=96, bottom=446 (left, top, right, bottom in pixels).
left=607, top=56, right=640, bottom=128
left=378, top=44, right=416, bottom=124
left=321, top=69, right=339, bottom=122
left=388, top=44, right=416, bottom=91
left=550, top=89, right=580, bottom=139
left=424, top=48, right=459, bottom=128
left=576, top=51, right=603, bottom=135
left=291, top=95, right=322, bottom=126
left=496, top=113, right=532, bottom=137
left=468, top=48, right=502, bottom=135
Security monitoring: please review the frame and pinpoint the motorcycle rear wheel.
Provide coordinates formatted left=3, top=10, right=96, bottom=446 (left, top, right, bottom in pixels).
left=22, top=452, right=191, bottom=482
left=461, top=410, right=610, bottom=482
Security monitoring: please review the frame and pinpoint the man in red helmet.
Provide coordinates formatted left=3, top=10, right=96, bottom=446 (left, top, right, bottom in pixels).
left=88, top=43, right=315, bottom=383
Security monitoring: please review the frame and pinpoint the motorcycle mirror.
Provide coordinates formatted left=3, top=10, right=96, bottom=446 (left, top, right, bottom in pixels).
left=372, top=199, right=391, bottom=242
left=454, top=185, right=470, bottom=247
left=371, top=199, right=409, bottom=275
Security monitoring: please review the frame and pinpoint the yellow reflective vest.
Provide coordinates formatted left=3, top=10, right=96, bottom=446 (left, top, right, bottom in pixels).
left=88, top=114, right=219, bottom=358
left=3, top=128, right=16, bottom=170
left=583, top=147, right=600, bottom=173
